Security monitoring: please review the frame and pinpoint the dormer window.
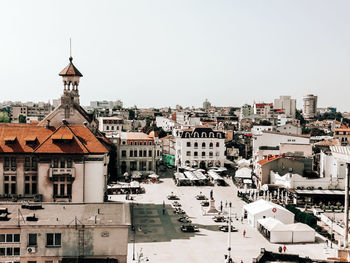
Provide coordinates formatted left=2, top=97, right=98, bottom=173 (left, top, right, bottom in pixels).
left=209, top=132, right=214, bottom=138
left=194, top=132, right=199, bottom=138
left=25, top=136, right=37, bottom=146
left=52, top=134, right=73, bottom=143
left=5, top=136, right=17, bottom=145
left=202, top=132, right=207, bottom=138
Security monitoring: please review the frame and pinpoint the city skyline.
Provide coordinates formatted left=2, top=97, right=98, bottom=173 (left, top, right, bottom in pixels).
left=1, top=0, right=350, bottom=111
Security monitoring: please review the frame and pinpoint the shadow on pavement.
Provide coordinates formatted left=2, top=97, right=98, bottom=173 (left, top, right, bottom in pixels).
left=129, top=203, right=227, bottom=243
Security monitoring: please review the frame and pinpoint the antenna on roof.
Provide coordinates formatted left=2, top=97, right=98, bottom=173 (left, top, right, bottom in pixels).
left=69, top=38, right=72, bottom=62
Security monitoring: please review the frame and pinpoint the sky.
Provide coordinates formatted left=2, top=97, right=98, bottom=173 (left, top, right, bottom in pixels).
left=0, top=0, right=349, bottom=111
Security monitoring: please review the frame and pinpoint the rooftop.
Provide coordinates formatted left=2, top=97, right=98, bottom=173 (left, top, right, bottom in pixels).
left=0, top=202, right=130, bottom=227
left=120, top=132, right=152, bottom=140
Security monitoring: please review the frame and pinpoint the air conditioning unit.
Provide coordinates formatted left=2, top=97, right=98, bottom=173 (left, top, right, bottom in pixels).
left=27, top=247, right=36, bottom=253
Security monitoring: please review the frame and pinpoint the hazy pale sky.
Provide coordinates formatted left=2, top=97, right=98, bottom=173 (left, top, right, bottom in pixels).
left=1, top=0, right=349, bottom=110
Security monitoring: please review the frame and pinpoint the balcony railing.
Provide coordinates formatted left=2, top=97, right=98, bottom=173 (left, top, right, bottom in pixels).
left=49, top=168, right=75, bottom=178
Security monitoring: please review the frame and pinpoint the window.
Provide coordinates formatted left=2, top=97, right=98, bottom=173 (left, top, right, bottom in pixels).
left=67, top=158, right=72, bottom=168
left=194, top=132, right=199, bottom=138
left=194, top=142, right=198, bottom=149
left=209, top=132, right=214, bottom=138
left=149, top=141, right=152, bottom=145
left=46, top=233, right=61, bottom=247
left=202, top=132, right=207, bottom=138
left=194, top=152, right=198, bottom=157
left=148, top=150, right=152, bottom=157
left=53, top=159, right=58, bottom=168
left=202, top=152, right=206, bottom=157
left=186, top=151, right=191, bottom=156
left=106, top=125, right=109, bottom=130
left=25, top=157, right=31, bottom=170
left=129, top=150, right=133, bottom=157
left=209, top=142, right=213, bottom=148
left=60, top=160, right=65, bottom=168
left=0, top=234, right=4, bottom=242
left=4, top=157, right=9, bottom=170
left=111, top=126, right=114, bottom=130
left=122, top=150, right=127, bottom=157
left=186, top=142, right=191, bottom=147
left=143, top=150, right=147, bottom=157
left=202, top=142, right=206, bottom=148
left=10, top=157, right=17, bottom=171
left=140, top=161, right=146, bottom=171
left=4, top=175, right=16, bottom=195
left=139, top=150, right=143, bottom=157
left=53, top=176, right=73, bottom=198
left=32, top=157, right=38, bottom=171
left=134, top=150, right=137, bottom=157
left=148, top=161, right=152, bottom=170
left=216, top=142, right=220, bottom=147
left=25, top=175, right=37, bottom=195
left=209, top=152, right=213, bottom=157
left=28, top=234, right=37, bottom=246
left=0, top=234, right=20, bottom=243
left=130, top=161, right=137, bottom=171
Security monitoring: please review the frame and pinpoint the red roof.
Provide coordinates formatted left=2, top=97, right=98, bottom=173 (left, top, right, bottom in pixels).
left=0, top=123, right=108, bottom=154
left=258, top=155, right=281, bottom=165
left=59, top=57, right=83, bottom=77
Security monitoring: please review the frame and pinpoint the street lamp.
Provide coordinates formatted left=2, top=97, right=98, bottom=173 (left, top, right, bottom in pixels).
left=226, top=202, right=232, bottom=262
left=131, top=201, right=136, bottom=261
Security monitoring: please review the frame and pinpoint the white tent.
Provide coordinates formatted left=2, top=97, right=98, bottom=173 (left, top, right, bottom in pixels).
left=257, top=218, right=315, bottom=243
left=237, top=159, right=250, bottom=168
left=235, top=167, right=252, bottom=179
left=243, top=199, right=294, bottom=227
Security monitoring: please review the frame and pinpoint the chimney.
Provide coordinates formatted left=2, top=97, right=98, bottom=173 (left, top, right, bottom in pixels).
left=46, top=120, right=51, bottom=129
left=62, top=119, right=68, bottom=125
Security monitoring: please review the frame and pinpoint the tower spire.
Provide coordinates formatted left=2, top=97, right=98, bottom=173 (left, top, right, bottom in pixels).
left=69, top=38, right=72, bottom=62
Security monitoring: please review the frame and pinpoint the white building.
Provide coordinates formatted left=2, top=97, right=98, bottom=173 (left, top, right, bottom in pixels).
left=173, top=127, right=226, bottom=169
left=274, top=96, right=296, bottom=118
left=115, top=132, right=162, bottom=177
left=253, top=131, right=310, bottom=162
left=243, top=199, right=294, bottom=228
left=276, top=123, right=302, bottom=135
left=303, top=94, right=318, bottom=120
left=251, top=125, right=275, bottom=135
left=155, top=116, right=176, bottom=132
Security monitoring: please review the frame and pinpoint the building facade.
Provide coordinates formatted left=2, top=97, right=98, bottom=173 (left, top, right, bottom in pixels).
left=114, top=132, right=161, bottom=177
left=173, top=127, right=226, bottom=168
left=273, top=96, right=296, bottom=118
left=334, top=128, right=350, bottom=146
left=302, top=94, right=318, bottom=120
left=0, top=203, right=130, bottom=263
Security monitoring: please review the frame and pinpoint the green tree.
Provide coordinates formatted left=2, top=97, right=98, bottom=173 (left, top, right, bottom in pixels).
left=0, top=112, right=10, bottom=123
left=19, top=114, right=26, bottom=123
left=128, top=109, right=135, bottom=120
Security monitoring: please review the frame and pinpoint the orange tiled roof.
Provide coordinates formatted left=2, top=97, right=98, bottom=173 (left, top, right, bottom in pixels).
left=0, top=123, right=108, bottom=154
left=59, top=57, right=83, bottom=77
left=257, top=155, right=281, bottom=165
left=335, top=128, right=350, bottom=132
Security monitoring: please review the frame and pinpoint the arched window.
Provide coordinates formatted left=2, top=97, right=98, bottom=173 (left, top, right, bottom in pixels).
left=209, top=152, right=213, bottom=157
left=185, top=132, right=190, bottom=138
left=209, top=142, right=213, bottom=148
left=144, top=141, right=147, bottom=145
left=209, top=132, right=214, bottom=138
left=202, top=152, right=206, bottom=157
left=149, top=141, right=152, bottom=145
left=130, top=141, right=134, bottom=145
left=202, top=142, right=206, bottom=148
left=216, top=142, right=220, bottom=147
left=202, top=132, right=207, bottom=138
left=135, top=141, right=138, bottom=145
left=217, top=133, right=222, bottom=138
left=194, top=132, right=199, bottom=138
left=194, top=142, right=198, bottom=148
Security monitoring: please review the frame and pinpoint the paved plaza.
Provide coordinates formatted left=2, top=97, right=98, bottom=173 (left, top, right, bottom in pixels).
left=109, top=173, right=337, bottom=263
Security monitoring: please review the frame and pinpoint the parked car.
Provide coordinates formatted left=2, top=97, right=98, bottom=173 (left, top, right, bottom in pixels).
left=172, top=201, right=182, bottom=207
left=180, top=225, right=199, bottom=232
left=195, top=194, right=208, bottom=200
left=213, top=216, right=226, bottom=222
left=178, top=216, right=192, bottom=223
left=174, top=207, right=185, bottom=214
left=219, top=225, right=238, bottom=232
left=200, top=201, right=209, bottom=207
left=167, top=194, right=179, bottom=200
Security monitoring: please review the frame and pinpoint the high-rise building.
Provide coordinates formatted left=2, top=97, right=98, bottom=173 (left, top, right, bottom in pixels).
left=302, top=94, right=318, bottom=120
left=203, top=99, right=211, bottom=110
left=274, top=96, right=296, bottom=118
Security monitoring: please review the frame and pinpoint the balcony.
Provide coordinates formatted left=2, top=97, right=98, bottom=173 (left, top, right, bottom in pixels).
left=49, top=168, right=75, bottom=178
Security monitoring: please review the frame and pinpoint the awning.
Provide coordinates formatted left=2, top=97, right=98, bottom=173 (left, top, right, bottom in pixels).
left=148, top=173, right=159, bottom=179
left=243, top=179, right=252, bottom=184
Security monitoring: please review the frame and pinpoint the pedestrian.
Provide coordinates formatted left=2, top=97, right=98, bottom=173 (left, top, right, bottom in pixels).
left=162, top=207, right=166, bottom=215
left=278, top=246, right=282, bottom=253
left=325, top=239, right=328, bottom=247
left=243, top=229, right=246, bottom=238
left=283, top=245, right=286, bottom=253
left=241, top=217, right=243, bottom=223
left=220, top=201, right=223, bottom=212
left=225, top=201, right=228, bottom=208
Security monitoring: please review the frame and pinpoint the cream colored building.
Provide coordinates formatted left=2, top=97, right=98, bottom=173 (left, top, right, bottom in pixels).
left=0, top=202, right=130, bottom=263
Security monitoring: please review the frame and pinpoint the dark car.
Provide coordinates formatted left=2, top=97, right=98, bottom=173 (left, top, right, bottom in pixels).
left=174, top=207, right=185, bottom=214
left=219, top=225, right=238, bottom=232
left=180, top=225, right=199, bottom=232
left=172, top=201, right=182, bottom=207
left=200, top=201, right=209, bottom=207
left=167, top=195, right=179, bottom=200
left=178, top=216, right=192, bottom=223
left=213, top=216, right=226, bottom=222
left=196, top=195, right=208, bottom=200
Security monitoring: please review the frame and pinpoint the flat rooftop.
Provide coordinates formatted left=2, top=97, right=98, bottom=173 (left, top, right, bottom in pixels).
left=0, top=202, right=130, bottom=227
